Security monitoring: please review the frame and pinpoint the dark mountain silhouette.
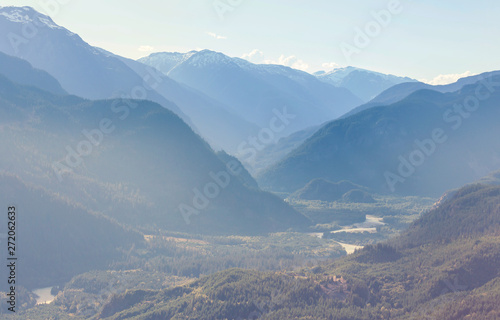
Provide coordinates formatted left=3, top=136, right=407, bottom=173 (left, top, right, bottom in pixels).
left=0, top=173, right=143, bottom=290
left=0, top=74, right=309, bottom=235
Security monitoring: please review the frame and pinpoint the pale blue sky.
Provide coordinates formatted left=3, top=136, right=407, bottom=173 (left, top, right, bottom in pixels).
left=1, top=0, right=499, bottom=83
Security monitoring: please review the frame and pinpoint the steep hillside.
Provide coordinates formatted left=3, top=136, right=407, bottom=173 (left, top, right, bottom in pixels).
left=250, top=124, right=320, bottom=174
left=0, top=74, right=309, bottom=235
left=0, top=51, right=66, bottom=95
left=0, top=173, right=142, bottom=291
left=395, top=184, right=500, bottom=248
left=216, top=151, right=259, bottom=189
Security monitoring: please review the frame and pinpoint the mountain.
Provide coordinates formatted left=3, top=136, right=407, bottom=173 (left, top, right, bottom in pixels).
left=248, top=124, right=320, bottom=174
left=216, top=150, right=259, bottom=189
left=0, top=7, right=184, bottom=116
left=0, top=73, right=309, bottom=235
left=476, top=170, right=500, bottom=186
left=0, top=6, right=261, bottom=153
left=115, top=53, right=259, bottom=152
left=138, top=51, right=197, bottom=73
left=88, top=183, right=500, bottom=319
left=342, top=189, right=375, bottom=203
left=0, top=173, right=143, bottom=291
left=342, top=70, right=500, bottom=119
left=258, top=74, right=500, bottom=196
left=291, top=178, right=367, bottom=202
left=396, top=184, right=500, bottom=249
left=139, top=50, right=363, bottom=143
left=315, top=66, right=417, bottom=101
left=0, top=51, right=66, bottom=95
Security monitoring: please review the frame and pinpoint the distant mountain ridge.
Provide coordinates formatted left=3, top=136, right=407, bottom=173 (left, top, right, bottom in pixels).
left=315, top=66, right=417, bottom=101
left=342, top=70, right=500, bottom=119
left=259, top=74, right=500, bottom=196
left=249, top=124, right=321, bottom=174
left=0, top=6, right=262, bottom=153
left=0, top=6, right=187, bottom=116
left=140, top=51, right=198, bottom=72
left=139, top=50, right=363, bottom=143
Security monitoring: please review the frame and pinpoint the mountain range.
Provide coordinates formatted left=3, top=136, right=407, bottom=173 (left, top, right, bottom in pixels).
left=315, top=66, right=417, bottom=101
left=0, top=6, right=261, bottom=153
left=245, top=71, right=500, bottom=176
left=2, top=5, right=497, bottom=230
left=342, top=70, right=500, bottom=119
left=139, top=50, right=363, bottom=146
left=1, top=5, right=499, bottom=319
left=259, top=74, right=500, bottom=196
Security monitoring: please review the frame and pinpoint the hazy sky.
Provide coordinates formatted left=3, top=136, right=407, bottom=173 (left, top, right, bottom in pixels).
left=1, top=0, right=499, bottom=84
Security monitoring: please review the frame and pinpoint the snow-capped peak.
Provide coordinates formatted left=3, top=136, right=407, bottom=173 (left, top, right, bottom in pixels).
left=318, top=66, right=359, bottom=84
left=185, top=50, right=235, bottom=67
left=0, top=6, right=62, bottom=30
left=317, top=66, right=415, bottom=85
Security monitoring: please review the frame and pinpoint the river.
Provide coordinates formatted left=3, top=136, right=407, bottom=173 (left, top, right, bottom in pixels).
left=308, top=215, right=385, bottom=254
left=32, top=287, right=56, bottom=305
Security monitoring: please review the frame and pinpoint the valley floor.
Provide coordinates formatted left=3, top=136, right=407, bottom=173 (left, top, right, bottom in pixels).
left=1, top=194, right=436, bottom=319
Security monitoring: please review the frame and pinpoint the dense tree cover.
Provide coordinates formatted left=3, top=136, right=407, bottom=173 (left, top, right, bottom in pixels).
left=395, top=184, right=500, bottom=249
left=74, top=184, right=500, bottom=320
left=2, top=231, right=343, bottom=318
